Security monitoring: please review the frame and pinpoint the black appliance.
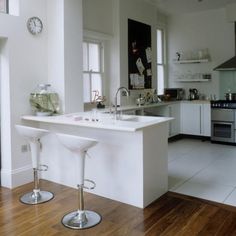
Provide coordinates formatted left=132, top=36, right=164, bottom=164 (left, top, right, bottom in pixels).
left=164, top=88, right=185, bottom=100
left=189, top=88, right=199, bottom=100
left=211, top=100, right=236, bottom=143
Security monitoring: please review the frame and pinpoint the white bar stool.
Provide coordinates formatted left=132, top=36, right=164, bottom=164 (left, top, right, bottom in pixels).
left=15, top=125, right=54, bottom=205
left=56, top=133, right=101, bottom=230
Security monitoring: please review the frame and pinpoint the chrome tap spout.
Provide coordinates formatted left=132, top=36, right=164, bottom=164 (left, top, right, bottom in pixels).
left=114, top=87, right=130, bottom=119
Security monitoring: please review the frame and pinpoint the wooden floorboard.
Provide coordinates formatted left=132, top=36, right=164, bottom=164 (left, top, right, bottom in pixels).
left=1, top=180, right=236, bottom=235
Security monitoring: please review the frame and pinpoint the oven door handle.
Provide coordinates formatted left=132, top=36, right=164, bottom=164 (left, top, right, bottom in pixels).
left=211, top=108, right=234, bottom=112
left=200, top=105, right=202, bottom=134
left=212, top=122, right=233, bottom=126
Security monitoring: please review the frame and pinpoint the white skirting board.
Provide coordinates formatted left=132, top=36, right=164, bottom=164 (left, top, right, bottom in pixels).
left=1, top=165, right=33, bottom=188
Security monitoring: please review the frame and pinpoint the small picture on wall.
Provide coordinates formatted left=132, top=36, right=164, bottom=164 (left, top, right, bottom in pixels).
left=128, top=19, right=152, bottom=90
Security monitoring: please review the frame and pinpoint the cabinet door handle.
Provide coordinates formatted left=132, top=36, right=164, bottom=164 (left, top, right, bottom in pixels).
left=200, top=105, right=202, bottom=134
left=169, top=106, right=172, bottom=135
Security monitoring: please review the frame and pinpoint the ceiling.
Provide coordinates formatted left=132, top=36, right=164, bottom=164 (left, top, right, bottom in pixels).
left=146, top=0, right=236, bottom=15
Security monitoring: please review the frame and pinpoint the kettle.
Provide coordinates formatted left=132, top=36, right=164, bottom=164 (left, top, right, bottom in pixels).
left=189, top=88, right=199, bottom=100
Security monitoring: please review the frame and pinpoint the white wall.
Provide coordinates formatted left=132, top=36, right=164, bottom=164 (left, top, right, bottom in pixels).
left=82, top=0, right=114, bottom=106
left=167, top=8, right=234, bottom=99
left=0, top=38, right=12, bottom=187
left=82, top=0, right=167, bottom=106
left=47, top=0, right=83, bottom=114
left=64, top=0, right=83, bottom=113
left=83, top=0, right=113, bottom=35
left=110, top=0, right=121, bottom=103
left=9, top=0, right=19, bottom=16
left=119, top=0, right=157, bottom=87
left=113, top=0, right=161, bottom=105
left=47, top=0, right=65, bottom=111
left=0, top=0, right=48, bottom=188
left=115, top=0, right=167, bottom=105
left=0, top=0, right=83, bottom=188
left=1, top=0, right=161, bottom=188
left=226, top=3, right=236, bottom=22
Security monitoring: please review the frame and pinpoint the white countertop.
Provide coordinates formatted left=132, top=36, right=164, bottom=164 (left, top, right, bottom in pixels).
left=22, top=100, right=209, bottom=132
left=180, top=100, right=210, bottom=104
left=22, top=112, right=173, bottom=132
left=100, top=101, right=180, bottom=113
left=93, top=99, right=210, bottom=113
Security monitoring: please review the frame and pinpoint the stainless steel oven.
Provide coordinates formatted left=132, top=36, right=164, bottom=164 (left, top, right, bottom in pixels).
left=211, top=103, right=235, bottom=143
left=211, top=121, right=234, bottom=142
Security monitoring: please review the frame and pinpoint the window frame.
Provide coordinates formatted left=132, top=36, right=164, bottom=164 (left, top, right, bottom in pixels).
left=0, top=0, right=9, bottom=13
left=156, top=27, right=167, bottom=95
left=83, top=39, right=104, bottom=103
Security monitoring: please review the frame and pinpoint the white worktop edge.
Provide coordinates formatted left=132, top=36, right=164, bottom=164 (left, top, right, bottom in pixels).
left=22, top=114, right=173, bottom=132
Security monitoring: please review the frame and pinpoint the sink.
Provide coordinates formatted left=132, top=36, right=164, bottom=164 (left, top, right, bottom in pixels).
left=119, top=115, right=157, bottom=122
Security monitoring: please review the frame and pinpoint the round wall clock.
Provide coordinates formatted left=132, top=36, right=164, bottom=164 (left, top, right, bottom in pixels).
left=27, top=17, right=43, bottom=35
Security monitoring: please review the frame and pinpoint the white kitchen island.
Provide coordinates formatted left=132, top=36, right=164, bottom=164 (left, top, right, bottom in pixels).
left=22, top=113, right=172, bottom=208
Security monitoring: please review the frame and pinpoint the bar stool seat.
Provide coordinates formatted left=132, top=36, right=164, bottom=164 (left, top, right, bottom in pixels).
left=56, top=133, right=101, bottom=230
left=15, top=125, right=54, bottom=205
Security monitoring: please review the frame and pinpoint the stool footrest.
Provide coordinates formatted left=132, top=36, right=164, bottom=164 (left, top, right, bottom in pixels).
left=78, top=179, right=96, bottom=190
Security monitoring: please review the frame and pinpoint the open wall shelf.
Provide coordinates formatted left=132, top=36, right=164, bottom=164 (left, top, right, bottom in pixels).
left=173, top=59, right=209, bottom=64
left=174, top=79, right=211, bottom=82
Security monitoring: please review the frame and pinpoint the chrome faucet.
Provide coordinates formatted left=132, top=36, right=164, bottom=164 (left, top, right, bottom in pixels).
left=114, top=87, right=130, bottom=119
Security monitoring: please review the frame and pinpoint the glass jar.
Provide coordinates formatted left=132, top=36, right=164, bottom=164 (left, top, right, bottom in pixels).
left=29, top=84, right=60, bottom=116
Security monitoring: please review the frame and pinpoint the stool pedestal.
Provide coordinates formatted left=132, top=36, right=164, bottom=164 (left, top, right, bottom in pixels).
left=56, top=133, right=102, bottom=229
left=15, top=125, right=54, bottom=205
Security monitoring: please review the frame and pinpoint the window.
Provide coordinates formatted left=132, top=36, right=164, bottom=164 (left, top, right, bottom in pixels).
left=0, top=0, right=8, bottom=13
left=83, top=40, right=103, bottom=103
left=157, top=28, right=165, bottom=95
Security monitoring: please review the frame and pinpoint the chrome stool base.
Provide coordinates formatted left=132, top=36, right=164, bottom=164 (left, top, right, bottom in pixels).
left=20, top=191, right=54, bottom=205
left=62, top=210, right=102, bottom=229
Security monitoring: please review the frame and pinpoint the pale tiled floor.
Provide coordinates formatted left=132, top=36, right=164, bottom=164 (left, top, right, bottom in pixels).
left=168, top=138, right=236, bottom=206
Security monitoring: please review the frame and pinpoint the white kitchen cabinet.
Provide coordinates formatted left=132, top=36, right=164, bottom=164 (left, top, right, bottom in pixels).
left=168, top=103, right=180, bottom=137
left=181, top=102, right=210, bottom=136
left=181, top=103, right=201, bottom=135
left=144, top=103, right=180, bottom=137
left=118, top=100, right=210, bottom=138
left=202, top=103, right=211, bottom=136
